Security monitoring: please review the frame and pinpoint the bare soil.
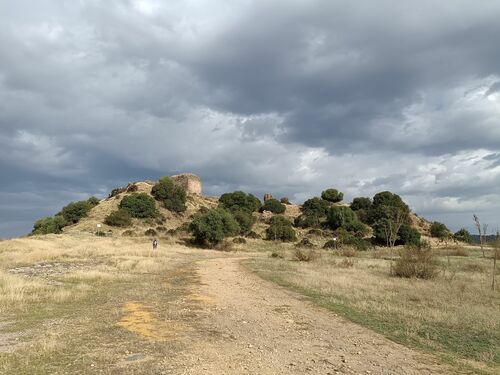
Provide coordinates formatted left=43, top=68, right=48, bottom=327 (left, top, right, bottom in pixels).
left=163, top=256, right=455, bottom=374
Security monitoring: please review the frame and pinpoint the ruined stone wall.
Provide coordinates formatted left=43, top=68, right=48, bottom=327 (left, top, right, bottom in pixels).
left=171, top=173, right=202, bottom=195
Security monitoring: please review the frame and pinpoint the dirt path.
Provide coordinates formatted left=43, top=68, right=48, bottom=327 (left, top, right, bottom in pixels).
left=172, top=256, right=455, bottom=374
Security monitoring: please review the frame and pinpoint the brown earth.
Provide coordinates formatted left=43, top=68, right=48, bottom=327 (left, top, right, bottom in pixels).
left=149, top=255, right=455, bottom=374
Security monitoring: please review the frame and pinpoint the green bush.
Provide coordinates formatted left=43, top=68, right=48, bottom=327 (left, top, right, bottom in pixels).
left=219, top=191, right=261, bottom=212
left=151, top=176, right=187, bottom=213
left=31, top=215, right=67, bottom=235
left=368, top=191, right=410, bottom=225
left=144, top=228, right=157, bottom=237
left=104, top=209, right=132, bottom=227
left=265, top=216, right=296, bottom=242
left=321, top=188, right=343, bottom=203
left=59, top=201, right=93, bottom=224
left=119, top=193, right=157, bottom=218
left=454, top=228, right=472, bottom=244
left=430, top=221, right=450, bottom=240
left=189, top=208, right=240, bottom=246
left=87, top=196, right=100, bottom=206
left=231, top=209, right=256, bottom=235
left=327, top=206, right=366, bottom=233
left=302, top=197, right=329, bottom=217
left=350, top=197, right=372, bottom=211
left=294, top=214, right=321, bottom=228
left=398, top=224, right=421, bottom=246
left=260, top=199, right=286, bottom=214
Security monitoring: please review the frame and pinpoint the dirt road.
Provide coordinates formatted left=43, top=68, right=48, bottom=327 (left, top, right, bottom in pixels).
left=167, top=256, right=454, bottom=374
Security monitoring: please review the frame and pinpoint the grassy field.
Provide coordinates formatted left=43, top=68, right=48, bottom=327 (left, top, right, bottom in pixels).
left=244, top=245, right=500, bottom=374
left=0, top=234, right=211, bottom=374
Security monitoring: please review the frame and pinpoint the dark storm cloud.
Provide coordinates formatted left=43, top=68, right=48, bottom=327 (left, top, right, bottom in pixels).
left=0, top=0, right=499, bottom=237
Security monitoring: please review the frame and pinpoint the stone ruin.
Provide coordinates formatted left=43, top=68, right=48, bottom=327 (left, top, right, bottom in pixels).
left=171, top=173, right=202, bottom=195
left=263, top=193, right=274, bottom=202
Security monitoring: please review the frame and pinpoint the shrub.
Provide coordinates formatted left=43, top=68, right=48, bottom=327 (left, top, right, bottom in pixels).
left=337, top=258, right=355, bottom=268
left=232, top=237, right=247, bottom=244
left=398, top=224, right=421, bottom=246
left=246, top=231, right=261, bottom=239
left=151, top=177, right=187, bottom=213
left=31, top=215, right=67, bottom=235
left=294, top=214, right=321, bottom=228
left=294, top=248, right=317, bottom=262
left=323, top=240, right=338, bottom=249
left=104, top=209, right=132, bottom=227
left=392, top=247, right=438, bottom=279
left=260, top=199, right=286, bottom=214
left=109, top=187, right=126, bottom=198
left=454, top=228, right=472, bottom=244
left=87, top=196, right=100, bottom=206
left=340, top=248, right=357, bottom=257
left=430, top=221, right=450, bottom=240
left=189, top=208, right=240, bottom=246
left=121, top=230, right=135, bottom=237
left=326, top=206, right=366, bottom=234
left=144, top=228, right=157, bottom=237
left=126, top=184, right=138, bottom=193
left=119, top=193, right=157, bottom=218
left=60, top=201, right=93, bottom=224
left=265, top=216, right=296, bottom=242
left=219, top=191, right=261, bottom=212
left=350, top=197, right=372, bottom=211
left=342, top=236, right=370, bottom=251
left=95, top=231, right=106, bottom=237
left=231, top=209, right=256, bottom=235
left=302, top=197, right=329, bottom=217
left=321, top=188, right=343, bottom=203
left=295, top=238, right=315, bottom=248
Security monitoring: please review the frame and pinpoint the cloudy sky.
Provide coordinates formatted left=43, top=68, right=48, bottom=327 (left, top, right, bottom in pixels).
left=1, top=0, right=499, bottom=238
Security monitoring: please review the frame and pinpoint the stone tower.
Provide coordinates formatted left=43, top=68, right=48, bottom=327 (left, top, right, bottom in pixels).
left=171, top=173, right=202, bottom=195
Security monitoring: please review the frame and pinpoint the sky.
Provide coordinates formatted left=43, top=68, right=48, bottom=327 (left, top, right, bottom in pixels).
left=1, top=0, right=499, bottom=238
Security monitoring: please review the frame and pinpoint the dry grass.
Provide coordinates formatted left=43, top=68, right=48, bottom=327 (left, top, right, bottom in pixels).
left=245, top=249, right=500, bottom=373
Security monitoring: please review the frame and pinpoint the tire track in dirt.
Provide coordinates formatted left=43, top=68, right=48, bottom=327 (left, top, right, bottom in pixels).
left=177, top=257, right=458, bottom=375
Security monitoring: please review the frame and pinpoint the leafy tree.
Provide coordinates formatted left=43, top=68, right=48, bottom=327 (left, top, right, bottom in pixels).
left=327, top=206, right=366, bottom=234
left=31, top=215, right=67, bottom=235
left=87, top=196, right=100, bottom=206
left=219, top=191, right=261, bottom=212
left=454, top=228, right=472, bottom=244
left=231, top=209, right=256, bottom=235
left=369, top=191, right=410, bottom=225
left=189, top=208, right=240, bottom=246
left=294, top=214, right=321, bottom=228
left=59, top=201, right=93, bottom=224
left=398, top=224, right=421, bottom=246
left=430, top=221, right=450, bottom=240
left=302, top=197, right=329, bottom=217
left=119, top=193, right=157, bottom=218
left=350, top=197, right=372, bottom=211
left=104, top=209, right=132, bottom=227
left=321, top=188, right=344, bottom=203
left=151, top=176, right=187, bottom=213
left=260, top=199, right=286, bottom=214
left=265, top=216, right=296, bottom=242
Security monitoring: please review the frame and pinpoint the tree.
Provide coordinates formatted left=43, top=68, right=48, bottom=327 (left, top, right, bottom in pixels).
left=59, top=201, right=93, bottom=224
left=453, top=228, right=472, bottom=244
left=321, top=188, right=344, bottom=203
left=265, top=216, right=296, bottom=242
left=260, top=199, right=286, bottom=214
left=430, top=221, right=451, bottom=241
left=151, top=176, right=187, bottom=213
left=492, top=231, right=499, bottom=291
left=31, top=215, right=67, bottom=235
left=473, top=214, right=488, bottom=258
left=219, top=191, right=261, bottom=212
left=398, top=224, right=421, bottom=246
left=326, top=206, right=367, bottom=235
left=119, top=193, right=157, bottom=218
left=350, top=197, right=372, bottom=211
left=231, top=209, right=256, bottom=235
left=302, top=197, right=329, bottom=217
left=369, top=191, right=410, bottom=244
left=189, top=208, right=240, bottom=246
left=104, top=209, right=132, bottom=227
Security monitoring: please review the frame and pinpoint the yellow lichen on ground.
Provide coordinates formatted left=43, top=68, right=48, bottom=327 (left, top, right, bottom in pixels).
left=117, top=301, right=186, bottom=341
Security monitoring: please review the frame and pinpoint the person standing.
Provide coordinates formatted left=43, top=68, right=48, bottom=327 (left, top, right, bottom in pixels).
left=152, top=238, right=158, bottom=250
